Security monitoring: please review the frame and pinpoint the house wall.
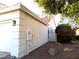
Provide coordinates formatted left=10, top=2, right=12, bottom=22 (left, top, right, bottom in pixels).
left=0, top=10, right=20, bottom=57
left=48, top=26, right=57, bottom=41
left=48, top=18, right=57, bottom=41
left=19, top=11, right=48, bottom=58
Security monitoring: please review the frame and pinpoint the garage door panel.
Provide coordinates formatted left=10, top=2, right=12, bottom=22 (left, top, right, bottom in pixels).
left=0, top=21, right=12, bottom=50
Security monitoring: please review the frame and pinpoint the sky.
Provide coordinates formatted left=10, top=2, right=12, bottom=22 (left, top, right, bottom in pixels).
left=0, top=0, right=44, bottom=17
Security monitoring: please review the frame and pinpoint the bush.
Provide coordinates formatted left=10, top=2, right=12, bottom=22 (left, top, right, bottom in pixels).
left=55, top=24, right=75, bottom=43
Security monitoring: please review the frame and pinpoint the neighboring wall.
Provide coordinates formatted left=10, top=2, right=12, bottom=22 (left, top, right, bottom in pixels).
left=48, top=18, right=57, bottom=41
left=0, top=10, right=19, bottom=57
left=19, top=10, right=48, bottom=58
left=48, top=14, right=61, bottom=41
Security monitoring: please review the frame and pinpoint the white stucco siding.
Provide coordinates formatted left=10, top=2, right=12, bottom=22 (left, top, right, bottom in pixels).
left=19, top=11, right=48, bottom=58
left=48, top=26, right=57, bottom=41
left=0, top=10, right=20, bottom=57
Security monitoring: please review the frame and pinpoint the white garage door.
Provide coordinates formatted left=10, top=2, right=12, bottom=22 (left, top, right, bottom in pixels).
left=0, top=20, right=12, bottom=51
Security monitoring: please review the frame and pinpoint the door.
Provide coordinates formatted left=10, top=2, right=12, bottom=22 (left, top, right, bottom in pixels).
left=0, top=20, right=12, bottom=51
left=26, top=30, right=33, bottom=54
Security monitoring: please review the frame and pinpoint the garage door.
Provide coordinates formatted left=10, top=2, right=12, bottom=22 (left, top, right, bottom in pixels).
left=0, top=20, right=12, bottom=51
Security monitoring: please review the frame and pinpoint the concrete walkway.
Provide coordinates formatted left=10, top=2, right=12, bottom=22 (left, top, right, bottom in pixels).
left=22, top=41, right=79, bottom=59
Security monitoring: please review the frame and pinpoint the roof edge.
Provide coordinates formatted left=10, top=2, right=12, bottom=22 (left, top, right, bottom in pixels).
left=19, top=3, right=48, bottom=25
left=0, top=3, right=48, bottom=26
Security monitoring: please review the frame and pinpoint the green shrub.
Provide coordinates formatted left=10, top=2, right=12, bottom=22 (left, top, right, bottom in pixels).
left=55, top=24, right=75, bottom=43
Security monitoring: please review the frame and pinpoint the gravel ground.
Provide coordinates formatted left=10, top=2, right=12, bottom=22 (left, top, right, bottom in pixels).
left=22, top=41, right=79, bottom=59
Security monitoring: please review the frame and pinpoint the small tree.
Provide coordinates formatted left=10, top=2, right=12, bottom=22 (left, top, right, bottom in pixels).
left=35, top=0, right=78, bottom=14
left=35, top=0, right=79, bottom=25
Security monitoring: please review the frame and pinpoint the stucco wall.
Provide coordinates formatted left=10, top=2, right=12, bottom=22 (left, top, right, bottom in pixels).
left=0, top=10, right=19, bottom=57
left=48, top=18, right=57, bottom=41
left=19, top=11, right=48, bottom=58
left=48, top=26, right=57, bottom=41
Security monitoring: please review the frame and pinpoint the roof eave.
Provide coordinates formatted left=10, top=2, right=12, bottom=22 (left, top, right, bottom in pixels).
left=0, top=3, right=48, bottom=26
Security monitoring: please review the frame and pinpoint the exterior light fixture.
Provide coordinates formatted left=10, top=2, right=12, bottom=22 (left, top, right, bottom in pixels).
left=12, top=20, right=16, bottom=26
